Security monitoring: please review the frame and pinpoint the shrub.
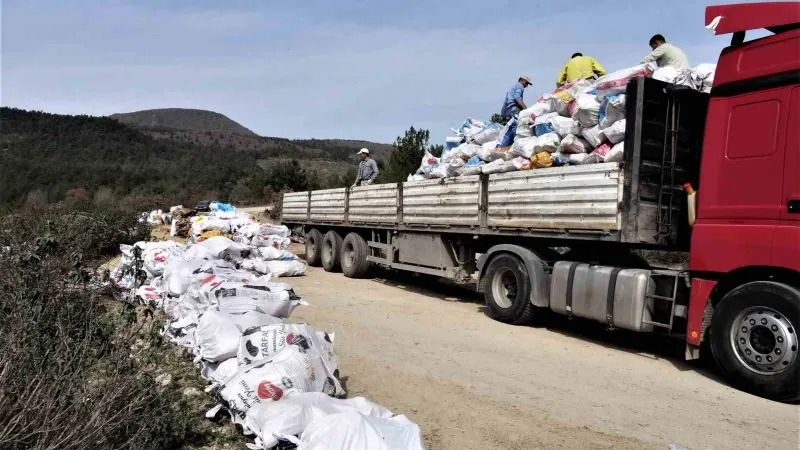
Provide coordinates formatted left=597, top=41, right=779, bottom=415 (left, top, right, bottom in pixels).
left=0, top=202, right=197, bottom=450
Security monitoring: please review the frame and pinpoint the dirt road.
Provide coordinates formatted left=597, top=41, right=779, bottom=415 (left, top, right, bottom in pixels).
left=285, top=264, right=799, bottom=450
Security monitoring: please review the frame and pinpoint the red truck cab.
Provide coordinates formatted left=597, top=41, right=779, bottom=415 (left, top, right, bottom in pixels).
left=686, top=2, right=800, bottom=401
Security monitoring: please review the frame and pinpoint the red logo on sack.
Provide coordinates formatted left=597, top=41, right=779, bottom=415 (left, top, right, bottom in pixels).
left=257, top=381, right=283, bottom=401
left=286, top=333, right=295, bottom=344
left=200, top=274, right=216, bottom=286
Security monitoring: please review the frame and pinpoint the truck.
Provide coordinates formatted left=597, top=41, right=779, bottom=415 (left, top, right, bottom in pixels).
left=281, top=2, right=800, bottom=402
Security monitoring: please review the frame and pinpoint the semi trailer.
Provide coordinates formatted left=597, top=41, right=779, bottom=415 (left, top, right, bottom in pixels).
left=282, top=3, right=800, bottom=401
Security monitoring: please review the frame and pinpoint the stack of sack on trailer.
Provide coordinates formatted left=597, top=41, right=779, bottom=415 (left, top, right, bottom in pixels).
left=408, top=62, right=716, bottom=181
left=108, top=227, right=424, bottom=449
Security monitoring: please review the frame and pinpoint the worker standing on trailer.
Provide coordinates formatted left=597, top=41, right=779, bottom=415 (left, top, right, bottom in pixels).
left=556, top=53, right=606, bottom=86
left=500, top=75, right=532, bottom=121
left=353, top=148, right=379, bottom=187
left=642, top=34, right=689, bottom=69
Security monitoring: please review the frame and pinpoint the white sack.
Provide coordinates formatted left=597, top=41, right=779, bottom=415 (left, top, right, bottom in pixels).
left=581, top=125, right=605, bottom=148
left=510, top=136, right=536, bottom=159
left=520, top=102, right=554, bottom=119
left=200, top=357, right=240, bottom=386
left=244, top=393, right=393, bottom=449
left=558, top=134, right=591, bottom=154
left=480, top=159, right=517, bottom=174
left=549, top=116, right=581, bottom=137
left=533, top=112, right=560, bottom=126
left=195, top=309, right=283, bottom=362
left=256, top=247, right=297, bottom=261
left=605, top=142, right=625, bottom=163
left=652, top=66, right=680, bottom=83
left=533, top=132, right=560, bottom=154
left=198, top=277, right=302, bottom=318
left=218, top=346, right=343, bottom=423
left=571, top=93, right=601, bottom=128
left=298, top=411, right=425, bottom=450
left=252, top=235, right=291, bottom=250
left=599, top=119, right=626, bottom=144
left=599, top=94, right=626, bottom=129
left=595, top=62, right=656, bottom=100
left=568, top=153, right=589, bottom=165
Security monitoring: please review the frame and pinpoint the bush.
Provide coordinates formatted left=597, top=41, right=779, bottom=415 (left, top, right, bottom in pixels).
left=0, top=202, right=197, bottom=450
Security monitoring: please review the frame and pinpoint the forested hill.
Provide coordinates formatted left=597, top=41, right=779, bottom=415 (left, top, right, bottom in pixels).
left=110, top=108, right=256, bottom=135
left=0, top=107, right=266, bottom=208
left=109, top=108, right=395, bottom=161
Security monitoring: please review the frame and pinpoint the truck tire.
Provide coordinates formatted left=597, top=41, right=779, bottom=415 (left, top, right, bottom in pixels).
left=483, top=254, right=534, bottom=325
left=341, top=233, right=370, bottom=278
left=321, top=230, right=343, bottom=272
left=709, top=281, right=800, bottom=402
left=305, top=228, right=323, bottom=267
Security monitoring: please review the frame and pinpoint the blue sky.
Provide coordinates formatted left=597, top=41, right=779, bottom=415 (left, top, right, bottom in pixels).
left=2, top=1, right=735, bottom=144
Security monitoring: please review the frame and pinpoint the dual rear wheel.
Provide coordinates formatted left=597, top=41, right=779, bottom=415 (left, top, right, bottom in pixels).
left=305, top=228, right=369, bottom=278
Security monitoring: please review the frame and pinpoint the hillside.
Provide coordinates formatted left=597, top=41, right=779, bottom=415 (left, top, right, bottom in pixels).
left=110, top=108, right=256, bottom=135
left=0, top=107, right=264, bottom=208
left=110, top=108, right=394, bottom=161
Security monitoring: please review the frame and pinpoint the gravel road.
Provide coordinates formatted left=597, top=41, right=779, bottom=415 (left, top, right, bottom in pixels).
left=284, top=260, right=799, bottom=450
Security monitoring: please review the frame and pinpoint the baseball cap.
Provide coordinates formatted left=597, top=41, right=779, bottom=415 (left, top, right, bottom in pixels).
left=357, top=148, right=370, bottom=155
left=520, top=75, right=532, bottom=85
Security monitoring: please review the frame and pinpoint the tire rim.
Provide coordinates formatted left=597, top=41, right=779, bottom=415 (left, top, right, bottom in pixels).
left=730, top=306, right=798, bottom=375
left=343, top=243, right=354, bottom=268
left=490, top=268, right=517, bottom=309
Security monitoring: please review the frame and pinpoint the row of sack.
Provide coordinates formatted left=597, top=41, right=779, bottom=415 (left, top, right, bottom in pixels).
left=111, top=232, right=424, bottom=449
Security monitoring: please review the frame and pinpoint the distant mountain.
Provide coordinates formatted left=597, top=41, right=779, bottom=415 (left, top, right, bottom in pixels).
left=109, top=108, right=394, bottom=161
left=110, top=108, right=256, bottom=135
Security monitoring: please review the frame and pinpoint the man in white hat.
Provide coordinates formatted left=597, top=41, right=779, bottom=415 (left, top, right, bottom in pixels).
left=353, top=148, right=379, bottom=187
left=500, top=75, right=532, bottom=121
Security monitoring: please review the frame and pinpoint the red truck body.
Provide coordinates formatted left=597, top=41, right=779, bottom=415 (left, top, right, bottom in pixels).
left=686, top=2, right=800, bottom=348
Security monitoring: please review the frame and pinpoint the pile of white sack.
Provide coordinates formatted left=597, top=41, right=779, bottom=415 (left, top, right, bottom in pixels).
left=108, top=227, right=424, bottom=449
left=408, top=62, right=716, bottom=181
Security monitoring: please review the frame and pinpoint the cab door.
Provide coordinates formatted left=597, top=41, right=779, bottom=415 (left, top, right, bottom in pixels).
left=772, top=86, right=800, bottom=271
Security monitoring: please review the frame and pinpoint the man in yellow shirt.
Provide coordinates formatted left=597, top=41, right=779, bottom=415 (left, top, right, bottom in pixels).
left=556, top=53, right=607, bottom=87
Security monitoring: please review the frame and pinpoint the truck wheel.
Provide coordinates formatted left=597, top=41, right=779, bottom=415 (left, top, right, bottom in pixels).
left=483, top=254, right=533, bottom=325
left=341, top=233, right=370, bottom=278
left=305, top=229, right=323, bottom=267
left=709, top=281, right=800, bottom=401
left=321, top=231, right=343, bottom=272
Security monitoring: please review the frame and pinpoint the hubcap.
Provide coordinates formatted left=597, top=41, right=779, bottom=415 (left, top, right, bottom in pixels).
left=490, top=268, right=517, bottom=309
left=730, top=306, right=798, bottom=375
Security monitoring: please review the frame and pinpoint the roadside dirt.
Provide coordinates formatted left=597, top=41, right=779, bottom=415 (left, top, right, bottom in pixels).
left=283, top=249, right=799, bottom=450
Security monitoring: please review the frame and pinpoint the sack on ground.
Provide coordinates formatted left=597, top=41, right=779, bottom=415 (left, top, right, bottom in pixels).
left=195, top=309, right=283, bottom=362
left=244, top=393, right=394, bottom=449
left=217, top=346, right=343, bottom=423
left=237, top=323, right=338, bottom=376
left=297, top=411, right=425, bottom=450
